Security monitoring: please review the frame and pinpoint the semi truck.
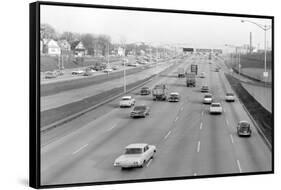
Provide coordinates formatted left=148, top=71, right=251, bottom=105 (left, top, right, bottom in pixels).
left=177, top=68, right=185, bottom=78
left=190, top=64, right=198, bottom=75
left=152, top=84, right=168, bottom=101
left=186, top=73, right=196, bottom=87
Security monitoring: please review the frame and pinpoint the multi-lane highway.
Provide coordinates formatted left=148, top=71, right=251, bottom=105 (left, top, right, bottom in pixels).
left=41, top=54, right=271, bottom=186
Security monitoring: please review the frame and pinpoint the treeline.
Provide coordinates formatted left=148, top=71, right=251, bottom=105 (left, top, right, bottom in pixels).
left=41, top=23, right=170, bottom=56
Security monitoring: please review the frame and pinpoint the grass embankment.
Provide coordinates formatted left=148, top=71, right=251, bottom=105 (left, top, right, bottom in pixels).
left=225, top=73, right=272, bottom=146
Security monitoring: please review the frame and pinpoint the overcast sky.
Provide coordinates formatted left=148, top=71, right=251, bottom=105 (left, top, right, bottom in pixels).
left=41, top=5, right=272, bottom=50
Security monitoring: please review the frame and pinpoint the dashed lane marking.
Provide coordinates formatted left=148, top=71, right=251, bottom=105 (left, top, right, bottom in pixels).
left=226, top=119, right=229, bottom=126
left=174, top=116, right=179, bottom=122
left=200, top=122, right=203, bottom=130
left=106, top=124, right=116, bottom=132
left=197, top=141, right=201, bottom=153
left=164, top=131, right=171, bottom=139
left=237, top=160, right=242, bottom=173
left=230, top=134, right=234, bottom=144
left=72, top=144, right=88, bottom=155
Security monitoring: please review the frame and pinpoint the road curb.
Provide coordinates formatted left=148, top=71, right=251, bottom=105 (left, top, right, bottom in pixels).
left=239, top=100, right=272, bottom=151
left=41, top=77, right=155, bottom=132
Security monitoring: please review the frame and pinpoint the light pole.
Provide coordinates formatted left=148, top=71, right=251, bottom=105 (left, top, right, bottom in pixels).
left=241, top=19, right=271, bottom=78
left=225, top=44, right=242, bottom=78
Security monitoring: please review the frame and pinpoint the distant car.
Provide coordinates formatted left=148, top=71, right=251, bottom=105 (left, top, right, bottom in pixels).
left=199, top=72, right=206, bottom=78
left=45, top=71, right=57, bottom=79
left=201, top=85, right=209, bottom=93
left=103, top=68, right=113, bottom=73
left=237, top=121, right=252, bottom=137
left=140, top=86, right=151, bottom=95
left=130, top=105, right=150, bottom=118
left=112, top=65, right=119, bottom=70
left=168, top=92, right=180, bottom=102
left=54, top=70, right=64, bottom=76
left=119, top=96, right=135, bottom=108
left=114, top=143, right=156, bottom=168
left=72, top=70, right=84, bottom=75
left=209, top=102, right=223, bottom=114
left=203, top=93, right=213, bottom=104
left=225, top=92, right=235, bottom=102
left=214, top=68, right=220, bottom=72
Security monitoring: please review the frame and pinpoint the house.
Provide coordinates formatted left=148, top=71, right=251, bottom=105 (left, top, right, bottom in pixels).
left=58, top=40, right=71, bottom=53
left=44, top=39, right=61, bottom=56
left=71, top=41, right=86, bottom=57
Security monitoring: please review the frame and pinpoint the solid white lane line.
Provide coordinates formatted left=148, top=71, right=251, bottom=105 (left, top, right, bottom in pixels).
left=200, top=122, right=203, bottom=130
left=174, top=116, right=179, bottom=122
left=201, top=111, right=204, bottom=116
left=226, top=119, right=229, bottom=126
left=146, top=159, right=153, bottom=167
left=197, top=141, right=201, bottom=153
left=72, top=144, right=88, bottom=155
left=164, top=131, right=171, bottom=139
left=237, top=160, right=242, bottom=173
left=230, top=134, right=234, bottom=144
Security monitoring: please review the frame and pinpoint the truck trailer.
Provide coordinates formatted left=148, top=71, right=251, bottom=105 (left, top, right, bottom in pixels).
left=186, top=73, right=196, bottom=87
left=152, top=84, right=168, bottom=101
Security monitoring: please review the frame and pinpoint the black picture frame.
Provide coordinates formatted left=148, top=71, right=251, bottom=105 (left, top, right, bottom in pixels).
left=30, top=1, right=274, bottom=189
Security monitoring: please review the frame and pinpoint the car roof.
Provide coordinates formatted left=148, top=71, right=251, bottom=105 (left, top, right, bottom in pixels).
left=170, top=92, right=179, bottom=95
left=122, top=96, right=131, bottom=99
left=239, top=120, right=250, bottom=124
left=211, top=102, right=221, bottom=106
left=125, top=143, right=148, bottom=149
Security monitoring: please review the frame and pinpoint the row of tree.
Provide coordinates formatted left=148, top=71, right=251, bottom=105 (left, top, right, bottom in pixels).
left=40, top=23, right=172, bottom=57
left=40, top=23, right=112, bottom=56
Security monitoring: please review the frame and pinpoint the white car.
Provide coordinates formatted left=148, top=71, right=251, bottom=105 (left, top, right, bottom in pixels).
left=103, top=68, right=113, bottom=73
left=203, top=93, right=213, bottom=104
left=199, top=72, right=206, bottom=78
left=225, top=92, right=235, bottom=102
left=114, top=143, right=156, bottom=168
left=209, top=102, right=223, bottom=114
left=119, top=96, right=135, bottom=108
left=72, top=70, right=84, bottom=75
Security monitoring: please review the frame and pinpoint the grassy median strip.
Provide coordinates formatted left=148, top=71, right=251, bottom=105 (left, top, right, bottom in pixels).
left=41, top=76, right=153, bottom=128
left=225, top=73, right=272, bottom=148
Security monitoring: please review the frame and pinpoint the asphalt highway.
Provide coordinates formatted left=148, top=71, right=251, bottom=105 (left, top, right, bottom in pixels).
left=41, top=54, right=271, bottom=186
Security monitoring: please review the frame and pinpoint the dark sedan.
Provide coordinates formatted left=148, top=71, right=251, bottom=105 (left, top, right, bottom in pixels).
left=140, top=86, right=151, bottom=95
left=130, top=105, right=150, bottom=118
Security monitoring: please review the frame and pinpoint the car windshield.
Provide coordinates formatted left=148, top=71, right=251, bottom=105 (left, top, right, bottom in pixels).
left=240, top=122, right=250, bottom=130
left=227, top=93, right=234, bottom=96
left=170, top=94, right=179, bottom=97
left=134, top=106, right=146, bottom=111
left=142, top=87, right=149, bottom=90
left=205, top=95, right=212, bottom=98
left=122, top=97, right=131, bottom=100
left=202, top=86, right=208, bottom=89
left=125, top=148, right=143, bottom=154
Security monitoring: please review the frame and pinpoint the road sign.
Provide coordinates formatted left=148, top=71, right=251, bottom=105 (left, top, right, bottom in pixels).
left=263, top=71, right=269, bottom=78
